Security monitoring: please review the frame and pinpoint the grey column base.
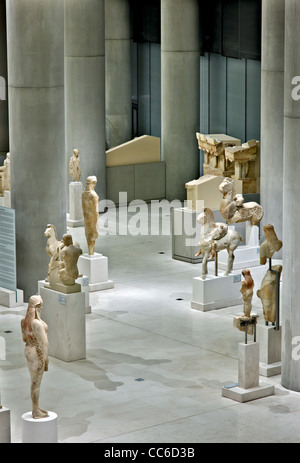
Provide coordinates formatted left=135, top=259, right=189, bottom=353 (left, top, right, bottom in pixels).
left=259, top=362, right=281, bottom=377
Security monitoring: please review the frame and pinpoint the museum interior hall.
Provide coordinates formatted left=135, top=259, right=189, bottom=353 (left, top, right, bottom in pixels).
left=1, top=0, right=300, bottom=444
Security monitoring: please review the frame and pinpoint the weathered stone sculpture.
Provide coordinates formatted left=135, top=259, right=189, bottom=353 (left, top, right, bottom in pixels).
left=58, top=234, right=83, bottom=286
left=219, top=177, right=263, bottom=226
left=234, top=269, right=257, bottom=337
left=0, top=152, right=10, bottom=195
left=260, top=224, right=283, bottom=265
left=257, top=265, right=283, bottom=325
left=240, top=269, right=254, bottom=318
left=196, top=208, right=243, bottom=279
left=69, top=149, right=81, bottom=182
left=21, top=295, right=49, bottom=419
left=44, top=225, right=82, bottom=293
left=82, top=176, right=99, bottom=255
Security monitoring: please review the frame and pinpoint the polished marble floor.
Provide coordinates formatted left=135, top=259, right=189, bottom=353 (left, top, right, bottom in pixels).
left=0, top=206, right=298, bottom=443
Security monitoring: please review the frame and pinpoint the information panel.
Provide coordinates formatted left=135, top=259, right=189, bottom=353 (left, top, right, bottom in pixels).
left=0, top=207, right=17, bottom=292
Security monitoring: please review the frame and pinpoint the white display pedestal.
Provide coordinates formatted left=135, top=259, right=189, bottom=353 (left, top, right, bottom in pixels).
left=222, top=342, right=275, bottom=403
left=38, top=278, right=91, bottom=315
left=0, top=191, right=11, bottom=208
left=0, top=287, right=24, bottom=308
left=22, top=411, right=58, bottom=443
left=78, top=253, right=114, bottom=292
left=257, top=325, right=282, bottom=377
left=191, top=273, right=242, bottom=312
left=0, top=407, right=11, bottom=443
left=67, top=181, right=84, bottom=228
left=40, top=287, right=86, bottom=362
left=218, top=223, right=260, bottom=271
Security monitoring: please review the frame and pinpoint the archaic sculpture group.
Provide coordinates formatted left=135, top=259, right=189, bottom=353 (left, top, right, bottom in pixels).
left=19, top=149, right=101, bottom=420
left=11, top=139, right=283, bottom=421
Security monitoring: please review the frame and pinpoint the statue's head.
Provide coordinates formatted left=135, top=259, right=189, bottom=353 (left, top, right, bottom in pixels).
left=86, top=176, right=97, bottom=189
left=62, top=234, right=73, bottom=247
left=73, top=149, right=79, bottom=157
left=28, top=294, right=43, bottom=314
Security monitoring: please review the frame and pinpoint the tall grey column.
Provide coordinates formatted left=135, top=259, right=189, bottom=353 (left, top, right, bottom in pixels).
left=6, top=0, right=66, bottom=301
left=105, top=0, right=132, bottom=150
left=65, top=0, right=106, bottom=202
left=260, top=0, right=285, bottom=251
left=161, top=0, right=200, bottom=202
left=281, top=0, right=300, bottom=392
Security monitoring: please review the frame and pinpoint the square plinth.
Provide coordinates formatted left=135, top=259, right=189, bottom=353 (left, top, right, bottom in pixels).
left=40, top=287, right=86, bottom=362
left=191, top=273, right=242, bottom=312
left=78, top=253, right=114, bottom=292
left=238, top=342, right=259, bottom=389
left=257, top=325, right=282, bottom=377
left=222, top=383, right=275, bottom=403
left=0, top=407, right=11, bottom=443
left=0, top=287, right=24, bottom=308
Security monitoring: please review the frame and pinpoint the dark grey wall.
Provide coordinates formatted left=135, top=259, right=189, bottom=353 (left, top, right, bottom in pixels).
left=0, top=0, right=8, bottom=154
left=200, top=52, right=261, bottom=143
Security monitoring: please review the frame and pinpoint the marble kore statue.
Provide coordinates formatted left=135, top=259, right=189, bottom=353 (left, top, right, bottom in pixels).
left=82, top=176, right=99, bottom=255
left=240, top=269, right=254, bottom=318
left=69, top=148, right=81, bottom=182
left=21, top=295, right=49, bottom=419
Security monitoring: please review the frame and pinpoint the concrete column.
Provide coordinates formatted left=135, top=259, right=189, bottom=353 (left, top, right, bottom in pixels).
left=161, top=0, right=200, bottom=202
left=105, top=0, right=132, bottom=150
left=6, top=0, right=66, bottom=301
left=64, top=0, right=106, bottom=202
left=281, top=0, right=300, bottom=392
left=260, top=0, right=285, bottom=251
left=0, top=0, right=8, bottom=157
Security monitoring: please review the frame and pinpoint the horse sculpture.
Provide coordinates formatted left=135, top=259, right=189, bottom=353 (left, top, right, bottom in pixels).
left=196, top=208, right=243, bottom=279
left=219, top=177, right=263, bottom=226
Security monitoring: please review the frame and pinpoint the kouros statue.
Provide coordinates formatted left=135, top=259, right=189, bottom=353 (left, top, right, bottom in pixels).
left=82, top=176, right=99, bottom=255
left=260, top=224, right=283, bottom=265
left=219, top=177, right=263, bottom=226
left=0, top=152, right=10, bottom=195
left=21, top=295, right=49, bottom=419
left=58, top=234, right=83, bottom=286
left=69, top=149, right=81, bottom=182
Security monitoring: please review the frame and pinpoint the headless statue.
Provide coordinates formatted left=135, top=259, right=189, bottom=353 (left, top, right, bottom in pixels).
left=21, top=295, right=49, bottom=419
left=82, top=176, right=99, bottom=255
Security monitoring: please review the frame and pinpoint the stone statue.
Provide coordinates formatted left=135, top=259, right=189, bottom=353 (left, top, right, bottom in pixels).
left=58, top=234, right=83, bottom=286
left=0, top=152, right=10, bottom=195
left=21, top=295, right=49, bottom=419
left=240, top=269, right=254, bottom=318
left=219, top=177, right=263, bottom=226
left=195, top=208, right=243, bottom=279
left=260, top=224, right=283, bottom=265
left=234, top=269, right=257, bottom=337
left=257, top=265, right=283, bottom=325
left=69, top=149, right=81, bottom=182
left=82, top=176, right=99, bottom=255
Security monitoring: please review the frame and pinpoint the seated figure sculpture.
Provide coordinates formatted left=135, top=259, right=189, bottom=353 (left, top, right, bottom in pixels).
left=21, top=295, right=49, bottom=419
left=82, top=176, right=99, bottom=255
left=58, top=234, right=83, bottom=286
